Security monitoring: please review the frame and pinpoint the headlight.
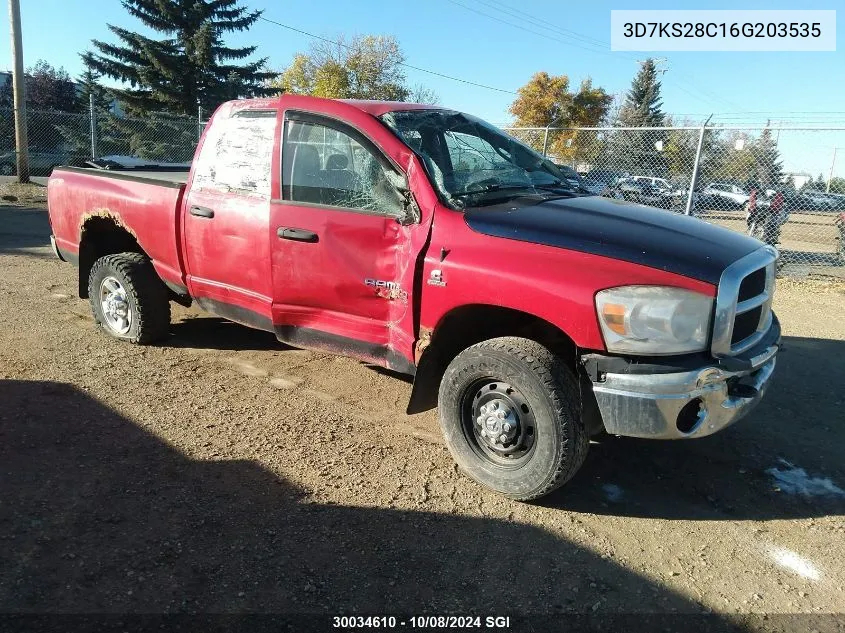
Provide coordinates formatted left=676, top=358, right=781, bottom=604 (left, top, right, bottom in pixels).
left=595, top=286, right=713, bottom=355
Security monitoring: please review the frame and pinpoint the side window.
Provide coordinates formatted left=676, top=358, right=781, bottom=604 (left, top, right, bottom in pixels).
left=282, top=117, right=405, bottom=216
left=192, top=111, right=276, bottom=197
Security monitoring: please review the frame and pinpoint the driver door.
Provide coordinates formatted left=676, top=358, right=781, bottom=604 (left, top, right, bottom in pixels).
left=268, top=111, right=419, bottom=372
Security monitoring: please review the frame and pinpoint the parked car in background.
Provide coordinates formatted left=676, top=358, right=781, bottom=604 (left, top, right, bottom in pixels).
left=631, top=175, right=672, bottom=193
left=609, top=177, right=672, bottom=209
left=701, top=182, right=750, bottom=209
left=668, top=187, right=702, bottom=215
left=798, top=190, right=843, bottom=211
left=582, top=169, right=626, bottom=195
left=553, top=164, right=589, bottom=192
left=0, top=149, right=87, bottom=176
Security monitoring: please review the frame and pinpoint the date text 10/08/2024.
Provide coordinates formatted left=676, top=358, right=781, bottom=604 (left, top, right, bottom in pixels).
left=333, top=616, right=512, bottom=629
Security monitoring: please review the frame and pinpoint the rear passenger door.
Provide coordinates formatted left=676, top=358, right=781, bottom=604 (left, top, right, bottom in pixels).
left=268, top=111, right=417, bottom=371
left=182, top=108, right=278, bottom=329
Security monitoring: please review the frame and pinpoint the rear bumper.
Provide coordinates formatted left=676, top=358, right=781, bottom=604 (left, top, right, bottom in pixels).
left=590, top=344, right=778, bottom=440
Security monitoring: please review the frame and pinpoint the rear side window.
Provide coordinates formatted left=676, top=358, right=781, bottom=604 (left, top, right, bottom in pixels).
left=192, top=110, right=276, bottom=197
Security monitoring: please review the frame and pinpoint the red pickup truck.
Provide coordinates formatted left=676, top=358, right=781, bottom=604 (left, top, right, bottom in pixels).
left=47, top=95, right=780, bottom=500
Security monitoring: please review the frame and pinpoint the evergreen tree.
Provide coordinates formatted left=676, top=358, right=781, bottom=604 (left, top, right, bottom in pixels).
left=83, top=0, right=276, bottom=115
left=608, top=60, right=667, bottom=175
left=618, top=59, right=665, bottom=127
left=750, top=128, right=784, bottom=188
left=76, top=62, right=113, bottom=114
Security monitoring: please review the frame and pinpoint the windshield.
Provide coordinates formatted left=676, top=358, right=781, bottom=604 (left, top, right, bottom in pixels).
left=379, top=109, right=578, bottom=208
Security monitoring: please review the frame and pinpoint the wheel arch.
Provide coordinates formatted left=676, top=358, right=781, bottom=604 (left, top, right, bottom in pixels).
left=408, top=304, right=581, bottom=414
left=77, top=216, right=145, bottom=299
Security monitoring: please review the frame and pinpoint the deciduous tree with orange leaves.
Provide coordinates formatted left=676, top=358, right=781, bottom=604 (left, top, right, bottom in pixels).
left=509, top=72, right=612, bottom=163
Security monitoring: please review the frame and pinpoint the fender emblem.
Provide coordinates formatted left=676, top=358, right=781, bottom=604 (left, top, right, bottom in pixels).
left=427, top=269, right=446, bottom=287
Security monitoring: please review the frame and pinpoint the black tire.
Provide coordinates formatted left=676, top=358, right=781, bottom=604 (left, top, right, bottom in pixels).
left=437, top=337, right=589, bottom=501
left=87, top=252, right=171, bottom=344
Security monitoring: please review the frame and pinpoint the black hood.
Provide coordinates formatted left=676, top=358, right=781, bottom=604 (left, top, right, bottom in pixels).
left=464, top=195, right=763, bottom=284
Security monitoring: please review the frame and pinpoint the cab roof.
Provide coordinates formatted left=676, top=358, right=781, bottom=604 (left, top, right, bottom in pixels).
left=228, top=95, right=444, bottom=118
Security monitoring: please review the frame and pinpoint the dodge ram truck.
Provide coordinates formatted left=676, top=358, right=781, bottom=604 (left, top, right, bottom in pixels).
left=47, top=95, right=780, bottom=500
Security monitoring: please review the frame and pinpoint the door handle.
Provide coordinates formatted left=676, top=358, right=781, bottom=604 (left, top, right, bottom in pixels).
left=190, top=206, right=214, bottom=219
left=277, top=227, right=319, bottom=243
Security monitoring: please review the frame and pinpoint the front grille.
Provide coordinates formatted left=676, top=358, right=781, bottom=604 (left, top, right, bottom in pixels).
left=711, top=248, right=777, bottom=357
left=731, top=306, right=763, bottom=344
left=738, top=268, right=766, bottom=301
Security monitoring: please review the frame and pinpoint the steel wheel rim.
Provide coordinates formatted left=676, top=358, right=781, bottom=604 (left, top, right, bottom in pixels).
left=460, top=379, right=537, bottom=469
left=99, top=276, right=132, bottom=335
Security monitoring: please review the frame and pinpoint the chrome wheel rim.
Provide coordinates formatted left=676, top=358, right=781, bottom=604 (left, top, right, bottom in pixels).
left=99, top=276, right=132, bottom=335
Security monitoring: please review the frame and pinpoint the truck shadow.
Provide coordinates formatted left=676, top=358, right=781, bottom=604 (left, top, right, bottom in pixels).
left=167, top=316, right=292, bottom=353
left=0, top=205, right=52, bottom=257
left=162, top=317, right=844, bottom=522
left=0, top=379, right=725, bottom=622
left=545, top=336, right=845, bottom=520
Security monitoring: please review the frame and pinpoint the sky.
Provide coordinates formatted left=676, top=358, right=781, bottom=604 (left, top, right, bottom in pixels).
left=1, top=0, right=843, bottom=179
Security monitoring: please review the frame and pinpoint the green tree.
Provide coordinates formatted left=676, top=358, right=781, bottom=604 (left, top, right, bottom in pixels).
left=83, top=0, right=276, bottom=115
left=749, top=128, right=784, bottom=187
left=274, top=35, right=435, bottom=103
left=829, top=177, right=845, bottom=194
left=618, top=59, right=665, bottom=127
left=76, top=61, right=113, bottom=114
left=607, top=59, right=667, bottom=175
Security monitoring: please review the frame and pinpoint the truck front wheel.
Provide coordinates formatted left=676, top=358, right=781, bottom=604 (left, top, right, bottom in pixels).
left=87, top=252, right=171, bottom=344
left=438, top=337, right=588, bottom=501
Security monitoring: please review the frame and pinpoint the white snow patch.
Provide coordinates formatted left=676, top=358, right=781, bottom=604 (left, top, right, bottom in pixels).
left=766, top=459, right=845, bottom=497
left=766, top=545, right=821, bottom=581
left=601, top=483, right=624, bottom=502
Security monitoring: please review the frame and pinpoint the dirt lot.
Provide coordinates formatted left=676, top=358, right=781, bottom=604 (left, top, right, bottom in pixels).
left=1, top=200, right=844, bottom=629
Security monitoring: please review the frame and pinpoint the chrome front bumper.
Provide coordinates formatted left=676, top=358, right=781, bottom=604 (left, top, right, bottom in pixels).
left=591, top=345, right=778, bottom=439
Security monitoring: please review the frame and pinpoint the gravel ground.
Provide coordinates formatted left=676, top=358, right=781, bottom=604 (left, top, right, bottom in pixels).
left=1, top=204, right=844, bottom=629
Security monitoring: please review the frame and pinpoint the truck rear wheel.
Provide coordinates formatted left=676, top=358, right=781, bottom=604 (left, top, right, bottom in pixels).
left=437, top=337, right=588, bottom=501
left=87, top=252, right=170, bottom=344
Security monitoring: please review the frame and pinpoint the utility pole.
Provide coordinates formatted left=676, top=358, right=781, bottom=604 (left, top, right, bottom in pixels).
left=827, top=147, right=840, bottom=194
left=8, top=0, right=29, bottom=183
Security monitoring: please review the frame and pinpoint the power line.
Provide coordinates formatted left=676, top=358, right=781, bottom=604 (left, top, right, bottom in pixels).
left=444, top=0, right=621, bottom=56
left=448, top=0, right=749, bottom=114
left=258, top=15, right=517, bottom=95
left=471, top=0, right=615, bottom=49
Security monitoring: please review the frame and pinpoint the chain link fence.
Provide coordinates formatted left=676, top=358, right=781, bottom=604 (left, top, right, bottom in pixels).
left=2, top=107, right=843, bottom=278
left=0, top=106, right=202, bottom=177
left=505, top=125, right=845, bottom=279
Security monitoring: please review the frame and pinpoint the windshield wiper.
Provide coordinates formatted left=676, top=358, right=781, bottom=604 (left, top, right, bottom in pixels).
left=450, top=184, right=537, bottom=199
left=533, top=181, right=577, bottom=192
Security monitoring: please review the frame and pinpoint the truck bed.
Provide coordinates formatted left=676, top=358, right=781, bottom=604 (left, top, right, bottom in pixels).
left=58, top=166, right=189, bottom=187
left=47, top=166, right=189, bottom=293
